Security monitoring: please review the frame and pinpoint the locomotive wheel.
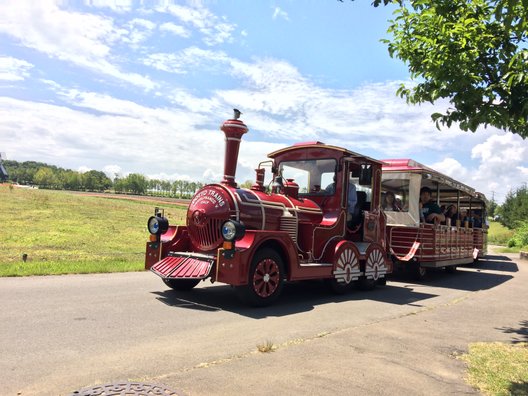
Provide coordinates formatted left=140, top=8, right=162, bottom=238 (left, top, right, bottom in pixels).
left=358, top=276, right=376, bottom=291
left=235, top=248, right=284, bottom=307
left=325, top=277, right=352, bottom=294
left=163, top=278, right=200, bottom=291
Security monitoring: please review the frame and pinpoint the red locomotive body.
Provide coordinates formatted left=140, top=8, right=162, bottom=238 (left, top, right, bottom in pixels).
left=146, top=114, right=391, bottom=306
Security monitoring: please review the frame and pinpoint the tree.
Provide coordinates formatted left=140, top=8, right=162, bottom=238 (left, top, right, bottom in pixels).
left=488, top=196, right=498, bottom=218
left=498, top=184, right=528, bottom=229
left=82, top=170, right=112, bottom=192
left=365, top=0, right=528, bottom=137
left=123, top=173, right=147, bottom=195
left=239, top=180, right=253, bottom=189
left=59, top=170, right=81, bottom=190
left=34, top=167, right=57, bottom=188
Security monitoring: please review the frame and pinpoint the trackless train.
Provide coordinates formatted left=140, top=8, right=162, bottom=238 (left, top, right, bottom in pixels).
left=145, top=112, right=487, bottom=306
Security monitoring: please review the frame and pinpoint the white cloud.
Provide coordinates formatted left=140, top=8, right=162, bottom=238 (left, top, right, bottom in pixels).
left=428, top=158, right=470, bottom=182
left=0, top=56, right=33, bottom=81
left=143, top=47, right=229, bottom=74
left=272, top=7, right=290, bottom=21
left=78, top=166, right=92, bottom=173
left=428, top=134, right=528, bottom=202
left=0, top=0, right=155, bottom=89
left=103, top=164, right=123, bottom=178
left=121, top=18, right=156, bottom=47
left=518, top=166, right=528, bottom=177
left=86, top=0, right=133, bottom=12
left=469, top=133, right=528, bottom=201
left=156, top=3, right=236, bottom=46
left=159, top=22, right=191, bottom=38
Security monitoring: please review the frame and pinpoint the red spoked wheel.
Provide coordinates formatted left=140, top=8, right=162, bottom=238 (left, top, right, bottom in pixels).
left=252, top=258, right=281, bottom=298
left=235, top=248, right=285, bottom=307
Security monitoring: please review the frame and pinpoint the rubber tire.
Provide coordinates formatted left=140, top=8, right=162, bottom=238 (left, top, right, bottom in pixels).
left=235, top=248, right=285, bottom=307
left=358, top=276, right=376, bottom=291
left=412, top=263, right=427, bottom=281
left=445, top=265, right=457, bottom=274
left=377, top=277, right=387, bottom=286
left=325, top=277, right=352, bottom=294
left=163, top=278, right=200, bottom=291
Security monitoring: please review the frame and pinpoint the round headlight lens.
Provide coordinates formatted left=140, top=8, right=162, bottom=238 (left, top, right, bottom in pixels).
left=222, top=221, right=237, bottom=241
left=148, top=215, right=169, bottom=235
left=148, top=216, right=160, bottom=234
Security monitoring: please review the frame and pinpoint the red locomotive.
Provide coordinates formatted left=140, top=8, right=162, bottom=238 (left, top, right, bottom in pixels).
left=146, top=112, right=390, bottom=306
left=145, top=112, right=487, bottom=305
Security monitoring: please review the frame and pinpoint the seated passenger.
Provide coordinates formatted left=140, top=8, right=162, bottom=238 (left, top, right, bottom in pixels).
left=472, top=211, right=483, bottom=228
left=419, top=186, right=445, bottom=224
left=443, top=204, right=458, bottom=225
left=382, top=191, right=401, bottom=211
left=460, top=209, right=471, bottom=226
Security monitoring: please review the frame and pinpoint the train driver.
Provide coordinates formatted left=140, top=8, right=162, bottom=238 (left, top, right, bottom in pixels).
left=419, top=186, right=445, bottom=224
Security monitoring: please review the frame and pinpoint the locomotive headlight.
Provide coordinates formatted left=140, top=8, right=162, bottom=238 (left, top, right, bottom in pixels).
left=147, top=215, right=169, bottom=235
left=221, top=220, right=245, bottom=241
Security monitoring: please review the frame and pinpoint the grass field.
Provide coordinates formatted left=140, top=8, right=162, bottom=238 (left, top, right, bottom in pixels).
left=488, top=221, right=520, bottom=253
left=0, top=186, right=187, bottom=276
left=1, top=186, right=522, bottom=276
left=461, top=342, right=528, bottom=395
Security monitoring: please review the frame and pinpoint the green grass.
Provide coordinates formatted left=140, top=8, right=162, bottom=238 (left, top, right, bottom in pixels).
left=461, top=342, right=528, bottom=395
left=488, top=221, right=515, bottom=246
left=0, top=186, right=187, bottom=276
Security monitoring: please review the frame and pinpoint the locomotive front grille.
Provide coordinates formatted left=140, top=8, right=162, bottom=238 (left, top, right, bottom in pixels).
left=189, top=217, right=224, bottom=251
left=280, top=215, right=298, bottom=243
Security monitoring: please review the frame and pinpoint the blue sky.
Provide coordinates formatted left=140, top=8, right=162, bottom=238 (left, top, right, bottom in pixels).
left=0, top=0, right=526, bottom=203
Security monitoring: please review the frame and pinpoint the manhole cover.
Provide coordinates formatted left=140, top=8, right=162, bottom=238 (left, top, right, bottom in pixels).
left=69, top=382, right=184, bottom=396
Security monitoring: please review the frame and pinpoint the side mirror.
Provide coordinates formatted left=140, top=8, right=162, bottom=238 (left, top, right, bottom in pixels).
left=359, top=164, right=372, bottom=185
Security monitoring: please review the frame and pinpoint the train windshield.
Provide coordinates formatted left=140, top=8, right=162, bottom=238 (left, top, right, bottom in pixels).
left=280, top=158, right=337, bottom=195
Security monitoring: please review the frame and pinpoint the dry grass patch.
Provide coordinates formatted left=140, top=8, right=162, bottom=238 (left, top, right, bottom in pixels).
left=461, top=342, right=528, bottom=395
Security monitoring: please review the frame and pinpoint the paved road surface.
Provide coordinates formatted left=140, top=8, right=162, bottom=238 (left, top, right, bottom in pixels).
left=1, top=249, right=526, bottom=395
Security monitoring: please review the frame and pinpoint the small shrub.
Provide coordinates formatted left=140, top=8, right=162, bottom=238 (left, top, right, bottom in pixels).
left=257, top=340, right=276, bottom=353
left=509, top=222, right=528, bottom=249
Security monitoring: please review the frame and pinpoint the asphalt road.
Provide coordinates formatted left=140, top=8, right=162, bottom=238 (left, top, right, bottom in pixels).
left=1, top=249, right=526, bottom=395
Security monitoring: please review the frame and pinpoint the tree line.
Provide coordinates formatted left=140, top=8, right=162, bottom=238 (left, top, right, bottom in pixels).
left=2, top=160, right=204, bottom=198
left=3, top=159, right=527, bottom=236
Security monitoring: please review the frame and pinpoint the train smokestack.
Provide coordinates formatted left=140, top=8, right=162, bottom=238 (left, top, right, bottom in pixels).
left=220, top=109, right=248, bottom=187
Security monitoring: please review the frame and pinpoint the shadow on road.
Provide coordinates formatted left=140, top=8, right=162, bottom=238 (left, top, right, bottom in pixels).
left=150, top=254, right=516, bottom=319
left=152, top=280, right=439, bottom=319
left=390, top=254, right=515, bottom=292
left=473, top=254, right=518, bottom=272
left=497, top=320, right=528, bottom=343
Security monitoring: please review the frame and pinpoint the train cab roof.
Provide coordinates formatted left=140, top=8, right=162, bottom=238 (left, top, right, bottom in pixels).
left=268, top=141, right=383, bottom=166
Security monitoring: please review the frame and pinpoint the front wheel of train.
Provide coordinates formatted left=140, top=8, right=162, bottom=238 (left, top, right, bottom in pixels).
left=235, top=248, right=285, bottom=307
